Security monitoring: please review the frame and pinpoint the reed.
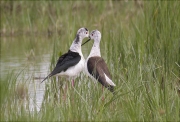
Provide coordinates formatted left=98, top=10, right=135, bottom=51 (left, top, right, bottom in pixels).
left=1, top=1, right=180, bottom=121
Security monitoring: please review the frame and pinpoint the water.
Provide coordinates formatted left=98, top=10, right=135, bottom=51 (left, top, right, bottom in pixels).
left=1, top=36, right=53, bottom=111
left=0, top=35, right=93, bottom=111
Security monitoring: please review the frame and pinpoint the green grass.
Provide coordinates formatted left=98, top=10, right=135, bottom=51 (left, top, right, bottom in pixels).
left=1, top=1, right=180, bottom=121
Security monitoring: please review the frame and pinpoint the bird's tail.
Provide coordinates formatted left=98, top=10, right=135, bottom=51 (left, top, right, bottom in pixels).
left=107, top=85, right=116, bottom=95
left=107, top=85, right=114, bottom=92
left=41, top=75, right=50, bottom=83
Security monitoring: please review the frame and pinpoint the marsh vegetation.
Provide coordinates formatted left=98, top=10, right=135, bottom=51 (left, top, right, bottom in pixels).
left=1, top=1, right=180, bottom=121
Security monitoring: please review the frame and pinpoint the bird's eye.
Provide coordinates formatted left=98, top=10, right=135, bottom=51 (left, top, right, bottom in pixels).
left=86, top=32, right=88, bottom=34
left=92, top=34, right=93, bottom=36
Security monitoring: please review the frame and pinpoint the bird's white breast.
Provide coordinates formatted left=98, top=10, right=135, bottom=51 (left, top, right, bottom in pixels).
left=56, top=56, right=85, bottom=78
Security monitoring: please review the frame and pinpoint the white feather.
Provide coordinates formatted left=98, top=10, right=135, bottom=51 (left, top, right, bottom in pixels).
left=104, top=73, right=116, bottom=86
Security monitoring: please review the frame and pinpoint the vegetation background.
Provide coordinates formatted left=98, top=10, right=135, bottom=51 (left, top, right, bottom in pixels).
left=0, top=0, right=180, bottom=121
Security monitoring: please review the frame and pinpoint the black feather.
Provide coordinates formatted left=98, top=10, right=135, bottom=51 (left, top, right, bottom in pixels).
left=41, top=50, right=81, bottom=83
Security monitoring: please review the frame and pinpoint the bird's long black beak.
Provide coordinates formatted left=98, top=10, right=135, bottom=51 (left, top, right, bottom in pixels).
left=81, top=37, right=91, bottom=46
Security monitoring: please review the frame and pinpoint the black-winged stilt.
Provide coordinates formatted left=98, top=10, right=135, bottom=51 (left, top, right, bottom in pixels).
left=41, top=27, right=89, bottom=86
left=82, top=30, right=116, bottom=92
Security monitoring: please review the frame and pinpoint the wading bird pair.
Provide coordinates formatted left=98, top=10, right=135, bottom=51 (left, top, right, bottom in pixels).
left=41, top=27, right=116, bottom=92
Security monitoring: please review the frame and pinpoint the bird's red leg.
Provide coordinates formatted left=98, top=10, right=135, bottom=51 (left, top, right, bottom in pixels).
left=71, top=79, right=75, bottom=87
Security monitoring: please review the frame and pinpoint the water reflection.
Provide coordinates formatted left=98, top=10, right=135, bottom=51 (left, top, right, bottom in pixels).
left=26, top=54, right=50, bottom=111
left=28, top=79, right=45, bottom=111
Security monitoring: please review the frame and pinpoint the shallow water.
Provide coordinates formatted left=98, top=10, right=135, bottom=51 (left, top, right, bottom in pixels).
left=1, top=36, right=54, bottom=111
left=0, top=35, right=93, bottom=111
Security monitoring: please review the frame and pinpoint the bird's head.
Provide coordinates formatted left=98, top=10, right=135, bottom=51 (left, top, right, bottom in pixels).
left=81, top=30, right=101, bottom=46
left=77, top=27, right=89, bottom=39
left=89, top=30, right=101, bottom=41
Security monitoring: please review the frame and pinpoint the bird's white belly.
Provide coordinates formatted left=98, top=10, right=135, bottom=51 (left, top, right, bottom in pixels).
left=56, top=58, right=85, bottom=78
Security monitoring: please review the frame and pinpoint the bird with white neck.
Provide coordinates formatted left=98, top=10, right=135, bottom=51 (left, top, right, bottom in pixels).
left=82, top=30, right=116, bottom=92
left=42, top=27, right=89, bottom=87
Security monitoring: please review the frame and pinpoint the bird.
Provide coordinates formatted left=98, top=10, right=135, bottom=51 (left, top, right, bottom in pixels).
left=82, top=30, right=116, bottom=92
left=41, top=27, right=89, bottom=87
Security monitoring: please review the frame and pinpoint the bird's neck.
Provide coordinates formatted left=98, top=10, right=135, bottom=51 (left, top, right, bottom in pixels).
left=70, top=35, right=82, bottom=55
left=89, top=40, right=101, bottom=57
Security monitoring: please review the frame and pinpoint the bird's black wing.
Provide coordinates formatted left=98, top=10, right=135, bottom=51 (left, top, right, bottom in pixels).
left=87, top=56, right=114, bottom=92
left=41, top=50, right=81, bottom=82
